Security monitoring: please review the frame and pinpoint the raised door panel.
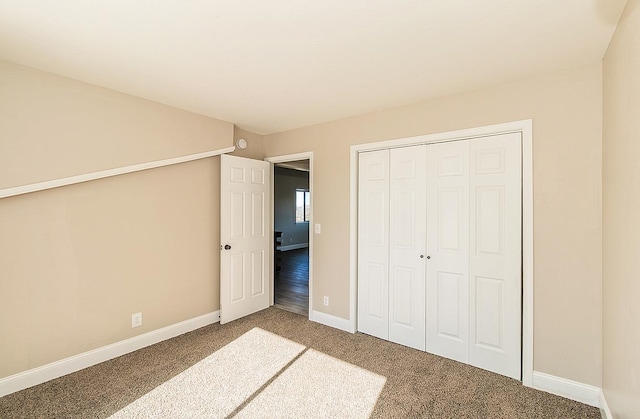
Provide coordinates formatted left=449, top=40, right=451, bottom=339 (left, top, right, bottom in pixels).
left=469, top=132, right=522, bottom=379
left=389, top=145, right=426, bottom=351
left=230, top=253, right=245, bottom=303
left=251, top=250, right=266, bottom=296
left=251, top=192, right=265, bottom=238
left=357, top=150, right=390, bottom=340
left=426, top=140, right=470, bottom=363
left=230, top=191, right=245, bottom=239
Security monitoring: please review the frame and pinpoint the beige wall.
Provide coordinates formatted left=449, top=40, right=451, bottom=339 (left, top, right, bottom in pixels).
left=603, top=0, right=640, bottom=417
left=231, top=127, right=265, bottom=160
left=0, top=60, right=232, bottom=189
left=0, top=62, right=231, bottom=378
left=264, top=63, right=603, bottom=386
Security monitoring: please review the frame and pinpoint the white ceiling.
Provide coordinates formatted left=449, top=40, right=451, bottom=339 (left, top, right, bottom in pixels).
left=0, top=0, right=628, bottom=135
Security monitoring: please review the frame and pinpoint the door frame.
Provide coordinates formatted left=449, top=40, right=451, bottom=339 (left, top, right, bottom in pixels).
left=265, top=152, right=314, bottom=320
left=349, top=119, right=533, bottom=386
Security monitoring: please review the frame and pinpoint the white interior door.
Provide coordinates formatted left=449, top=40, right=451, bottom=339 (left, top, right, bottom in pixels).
left=389, top=145, right=427, bottom=350
left=357, top=149, right=390, bottom=340
left=220, top=154, right=271, bottom=324
left=469, top=133, right=522, bottom=379
left=426, top=140, right=470, bottom=362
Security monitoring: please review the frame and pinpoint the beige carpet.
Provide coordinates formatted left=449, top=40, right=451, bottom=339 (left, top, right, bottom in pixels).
left=0, top=307, right=600, bottom=418
left=111, top=328, right=307, bottom=418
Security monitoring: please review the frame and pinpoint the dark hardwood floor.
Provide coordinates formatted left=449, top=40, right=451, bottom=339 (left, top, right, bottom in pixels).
left=274, top=248, right=309, bottom=316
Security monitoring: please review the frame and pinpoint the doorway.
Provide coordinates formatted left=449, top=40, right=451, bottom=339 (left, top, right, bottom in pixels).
left=266, top=153, right=313, bottom=318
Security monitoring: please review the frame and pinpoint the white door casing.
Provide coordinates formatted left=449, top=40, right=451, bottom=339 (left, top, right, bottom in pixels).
left=220, top=154, right=271, bottom=324
left=388, top=146, right=427, bottom=350
left=469, top=133, right=522, bottom=379
left=357, top=149, right=390, bottom=340
left=426, top=140, right=470, bottom=362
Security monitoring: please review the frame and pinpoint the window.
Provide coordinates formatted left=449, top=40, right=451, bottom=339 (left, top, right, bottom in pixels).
left=295, top=189, right=310, bottom=223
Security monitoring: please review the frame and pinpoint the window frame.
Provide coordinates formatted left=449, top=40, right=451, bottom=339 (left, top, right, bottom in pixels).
left=295, top=188, right=311, bottom=223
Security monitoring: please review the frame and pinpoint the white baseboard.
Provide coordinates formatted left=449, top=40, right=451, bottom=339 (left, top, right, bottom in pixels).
left=599, top=389, right=613, bottom=419
left=311, top=310, right=355, bottom=333
left=0, top=311, right=220, bottom=398
left=277, top=243, right=309, bottom=251
left=531, top=371, right=600, bottom=407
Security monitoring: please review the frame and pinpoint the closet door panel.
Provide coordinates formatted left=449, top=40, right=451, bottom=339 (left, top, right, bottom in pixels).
left=469, top=133, right=522, bottom=380
left=357, top=150, right=390, bottom=339
left=426, top=140, right=470, bottom=363
left=389, top=145, right=427, bottom=350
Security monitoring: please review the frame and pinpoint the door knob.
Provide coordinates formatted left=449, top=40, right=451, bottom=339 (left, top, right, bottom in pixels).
left=224, top=244, right=231, bottom=250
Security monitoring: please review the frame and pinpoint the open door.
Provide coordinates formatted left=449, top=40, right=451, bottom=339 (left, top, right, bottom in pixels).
left=220, top=154, right=271, bottom=324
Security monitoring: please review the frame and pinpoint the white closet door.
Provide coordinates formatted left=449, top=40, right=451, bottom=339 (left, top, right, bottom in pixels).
left=388, top=146, right=427, bottom=350
left=425, top=140, right=470, bottom=362
left=357, top=149, right=390, bottom=340
left=469, top=132, right=522, bottom=379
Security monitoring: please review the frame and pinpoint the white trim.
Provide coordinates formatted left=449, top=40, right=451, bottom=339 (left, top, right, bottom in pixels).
left=277, top=243, right=309, bottom=251
left=599, top=389, right=613, bottom=419
left=521, top=120, right=534, bottom=386
left=311, top=310, right=355, bottom=333
left=350, top=120, right=530, bottom=153
left=349, top=119, right=534, bottom=382
left=350, top=147, right=359, bottom=333
left=531, top=371, right=600, bottom=407
left=274, top=162, right=310, bottom=172
left=266, top=152, right=314, bottom=320
left=0, top=311, right=220, bottom=397
left=0, top=147, right=236, bottom=199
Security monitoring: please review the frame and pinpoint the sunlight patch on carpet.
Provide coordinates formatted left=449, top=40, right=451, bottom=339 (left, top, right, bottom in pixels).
left=109, top=328, right=305, bottom=418
left=235, top=348, right=387, bottom=418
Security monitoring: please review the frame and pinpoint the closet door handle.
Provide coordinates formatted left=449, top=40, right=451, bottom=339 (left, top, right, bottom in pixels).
left=420, top=255, right=430, bottom=259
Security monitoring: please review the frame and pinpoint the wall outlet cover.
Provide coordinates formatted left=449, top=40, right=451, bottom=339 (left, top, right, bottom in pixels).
left=131, top=312, right=143, bottom=328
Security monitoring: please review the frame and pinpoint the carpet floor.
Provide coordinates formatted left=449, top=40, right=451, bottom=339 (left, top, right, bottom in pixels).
left=0, top=307, right=600, bottom=418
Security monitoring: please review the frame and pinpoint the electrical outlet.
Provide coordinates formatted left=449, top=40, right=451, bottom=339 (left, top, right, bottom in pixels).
left=131, top=312, right=143, bottom=328
left=323, top=296, right=329, bottom=306
left=315, top=224, right=321, bottom=234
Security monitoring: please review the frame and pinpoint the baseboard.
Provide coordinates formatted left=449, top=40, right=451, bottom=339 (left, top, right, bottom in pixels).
left=599, top=389, right=613, bottom=419
left=311, top=310, right=355, bottom=333
left=0, top=311, right=220, bottom=398
left=531, top=371, right=600, bottom=407
left=277, top=243, right=309, bottom=251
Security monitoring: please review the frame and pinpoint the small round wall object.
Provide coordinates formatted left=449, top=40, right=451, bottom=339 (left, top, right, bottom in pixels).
left=236, top=138, right=248, bottom=150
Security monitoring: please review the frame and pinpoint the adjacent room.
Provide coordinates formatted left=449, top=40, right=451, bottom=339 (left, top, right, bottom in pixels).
left=1, top=1, right=638, bottom=418
left=273, top=160, right=311, bottom=316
